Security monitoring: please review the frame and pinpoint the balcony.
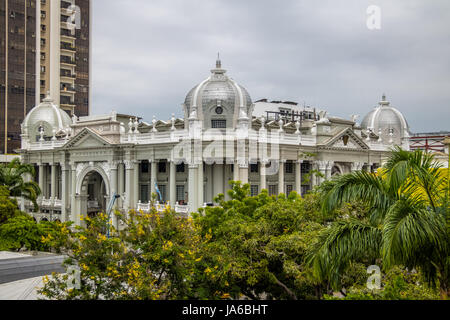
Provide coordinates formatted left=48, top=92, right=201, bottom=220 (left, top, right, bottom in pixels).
left=60, top=71, right=76, bottom=79
left=61, top=85, right=76, bottom=93
left=60, top=42, right=76, bottom=52
left=60, top=56, right=75, bottom=65
left=61, top=29, right=76, bottom=39
left=61, top=1, right=73, bottom=10
left=137, top=201, right=191, bottom=217
left=39, top=198, right=62, bottom=209
left=60, top=96, right=75, bottom=106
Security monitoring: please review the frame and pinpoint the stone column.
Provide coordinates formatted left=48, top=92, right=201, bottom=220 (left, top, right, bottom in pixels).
left=169, top=161, right=176, bottom=206
left=110, top=162, right=118, bottom=227
left=326, top=161, right=334, bottom=181
left=38, top=163, right=44, bottom=201
left=233, top=161, right=240, bottom=182
left=318, top=161, right=327, bottom=185
left=295, top=160, right=303, bottom=196
left=260, top=161, right=267, bottom=192
left=133, top=161, right=139, bottom=206
left=365, top=163, right=373, bottom=173
left=150, top=160, right=157, bottom=199
left=70, top=163, right=77, bottom=224
left=278, top=161, right=285, bottom=194
left=188, top=164, right=198, bottom=212
left=118, top=162, right=124, bottom=210
left=51, top=163, right=57, bottom=202
left=61, top=164, right=68, bottom=222
left=124, top=160, right=134, bottom=211
left=197, top=161, right=204, bottom=207
left=239, top=163, right=249, bottom=184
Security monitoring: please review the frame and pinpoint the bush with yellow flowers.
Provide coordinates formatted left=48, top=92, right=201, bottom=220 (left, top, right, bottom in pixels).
left=38, top=206, right=209, bottom=300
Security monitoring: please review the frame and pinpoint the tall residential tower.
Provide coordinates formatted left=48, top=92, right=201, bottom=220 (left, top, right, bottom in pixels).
left=1, top=0, right=91, bottom=155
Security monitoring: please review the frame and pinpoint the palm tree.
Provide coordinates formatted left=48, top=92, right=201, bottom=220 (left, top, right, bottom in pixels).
left=307, top=147, right=450, bottom=299
left=0, top=158, right=41, bottom=211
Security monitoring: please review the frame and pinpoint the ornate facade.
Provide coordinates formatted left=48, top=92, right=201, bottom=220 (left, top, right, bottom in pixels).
left=18, top=59, right=411, bottom=226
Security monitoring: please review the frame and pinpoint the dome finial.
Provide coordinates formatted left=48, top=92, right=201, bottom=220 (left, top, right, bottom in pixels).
left=216, top=52, right=222, bottom=69
left=379, top=93, right=390, bottom=107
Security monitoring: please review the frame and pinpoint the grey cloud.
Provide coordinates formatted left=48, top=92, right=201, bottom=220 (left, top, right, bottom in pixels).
left=92, top=0, right=450, bottom=132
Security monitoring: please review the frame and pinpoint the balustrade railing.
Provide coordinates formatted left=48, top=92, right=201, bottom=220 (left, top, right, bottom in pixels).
left=137, top=201, right=190, bottom=216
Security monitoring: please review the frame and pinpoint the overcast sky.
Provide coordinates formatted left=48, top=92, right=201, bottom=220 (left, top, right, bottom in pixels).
left=91, top=0, right=450, bottom=133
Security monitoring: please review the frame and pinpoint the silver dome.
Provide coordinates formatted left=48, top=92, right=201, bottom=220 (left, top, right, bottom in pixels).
left=184, top=58, right=253, bottom=126
left=22, top=95, right=72, bottom=138
left=361, top=95, right=410, bottom=145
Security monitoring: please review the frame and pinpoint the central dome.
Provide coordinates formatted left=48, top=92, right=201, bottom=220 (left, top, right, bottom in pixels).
left=183, top=58, right=253, bottom=128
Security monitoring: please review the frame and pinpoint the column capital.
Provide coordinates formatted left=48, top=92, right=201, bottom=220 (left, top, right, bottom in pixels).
left=326, top=161, right=335, bottom=170
left=316, top=160, right=328, bottom=171
left=124, top=160, right=134, bottom=170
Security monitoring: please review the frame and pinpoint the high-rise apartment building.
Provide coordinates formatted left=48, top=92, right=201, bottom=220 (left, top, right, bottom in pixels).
left=1, top=0, right=37, bottom=155
left=1, top=0, right=91, bottom=155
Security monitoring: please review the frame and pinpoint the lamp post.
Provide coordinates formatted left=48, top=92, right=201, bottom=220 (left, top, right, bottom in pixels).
left=106, top=193, right=121, bottom=238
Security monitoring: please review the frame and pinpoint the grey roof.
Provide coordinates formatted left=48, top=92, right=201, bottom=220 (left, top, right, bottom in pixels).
left=22, top=95, right=72, bottom=135
left=184, top=61, right=253, bottom=118
left=361, top=96, right=410, bottom=144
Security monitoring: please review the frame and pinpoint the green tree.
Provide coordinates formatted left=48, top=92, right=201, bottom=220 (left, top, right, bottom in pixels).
left=0, top=158, right=41, bottom=211
left=39, top=209, right=205, bottom=300
left=0, top=186, right=22, bottom=225
left=0, top=215, right=44, bottom=252
left=307, top=147, right=450, bottom=298
left=192, top=182, right=331, bottom=300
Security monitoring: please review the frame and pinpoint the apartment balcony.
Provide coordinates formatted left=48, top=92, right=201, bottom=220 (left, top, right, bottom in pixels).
left=61, top=85, right=76, bottom=93
left=60, top=96, right=75, bottom=107
left=60, top=56, right=75, bottom=65
left=60, top=42, right=76, bottom=52
left=61, top=1, right=73, bottom=10
left=60, top=29, right=76, bottom=40
left=60, top=72, right=76, bottom=79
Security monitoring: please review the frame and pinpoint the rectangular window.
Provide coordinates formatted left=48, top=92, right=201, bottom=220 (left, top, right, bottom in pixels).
left=158, top=185, right=166, bottom=202
left=250, top=164, right=259, bottom=173
left=140, top=185, right=149, bottom=203
left=250, top=185, right=259, bottom=197
left=286, top=185, right=293, bottom=195
left=269, top=185, right=277, bottom=196
left=211, top=120, right=226, bottom=128
left=158, top=162, right=167, bottom=173
left=141, top=162, right=149, bottom=173
left=301, top=162, right=311, bottom=175
left=176, top=164, right=185, bottom=173
left=176, top=185, right=185, bottom=203
left=285, top=162, right=294, bottom=174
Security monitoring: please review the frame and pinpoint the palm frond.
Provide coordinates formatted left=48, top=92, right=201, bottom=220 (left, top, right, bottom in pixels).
left=322, top=171, right=393, bottom=224
left=306, top=219, right=382, bottom=289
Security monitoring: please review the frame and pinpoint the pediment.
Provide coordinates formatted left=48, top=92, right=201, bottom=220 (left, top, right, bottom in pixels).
left=321, top=128, right=369, bottom=150
left=63, top=128, right=113, bottom=149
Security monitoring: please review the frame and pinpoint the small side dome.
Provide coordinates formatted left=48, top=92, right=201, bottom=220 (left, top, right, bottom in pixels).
left=183, top=56, right=253, bottom=129
left=361, top=95, right=410, bottom=145
left=22, top=94, right=72, bottom=140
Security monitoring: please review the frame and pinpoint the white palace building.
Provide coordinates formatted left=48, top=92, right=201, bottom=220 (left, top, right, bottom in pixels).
left=18, top=59, right=411, bottom=226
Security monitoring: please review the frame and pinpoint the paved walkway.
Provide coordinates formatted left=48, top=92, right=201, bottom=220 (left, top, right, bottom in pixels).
left=0, top=276, right=45, bottom=300
left=0, top=251, right=66, bottom=300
